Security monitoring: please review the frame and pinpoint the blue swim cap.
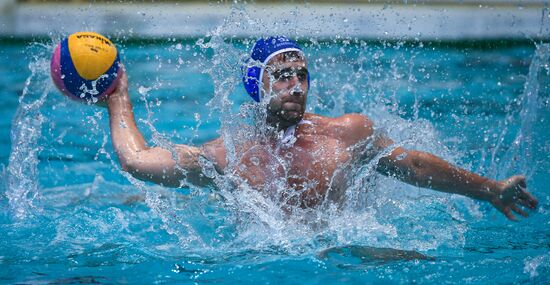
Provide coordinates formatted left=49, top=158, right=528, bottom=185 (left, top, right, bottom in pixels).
left=242, top=36, right=308, bottom=102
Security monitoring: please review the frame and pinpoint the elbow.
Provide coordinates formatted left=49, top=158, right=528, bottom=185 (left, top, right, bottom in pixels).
left=114, top=145, right=151, bottom=174
left=119, top=155, right=159, bottom=184
left=378, top=149, right=436, bottom=188
left=408, top=151, right=435, bottom=186
left=117, top=152, right=142, bottom=175
left=410, top=151, right=426, bottom=172
left=119, top=156, right=137, bottom=174
left=409, top=151, right=429, bottom=177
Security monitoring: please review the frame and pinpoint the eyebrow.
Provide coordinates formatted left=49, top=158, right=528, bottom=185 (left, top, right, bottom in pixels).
left=271, top=67, right=309, bottom=74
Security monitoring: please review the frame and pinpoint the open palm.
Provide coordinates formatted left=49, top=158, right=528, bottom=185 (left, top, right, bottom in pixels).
left=490, top=175, right=538, bottom=220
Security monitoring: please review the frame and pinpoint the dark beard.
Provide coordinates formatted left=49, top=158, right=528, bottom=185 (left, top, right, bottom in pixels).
left=266, top=108, right=304, bottom=130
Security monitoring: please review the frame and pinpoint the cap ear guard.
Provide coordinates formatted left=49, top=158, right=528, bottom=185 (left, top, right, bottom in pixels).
left=242, top=65, right=261, bottom=102
left=307, top=72, right=310, bottom=92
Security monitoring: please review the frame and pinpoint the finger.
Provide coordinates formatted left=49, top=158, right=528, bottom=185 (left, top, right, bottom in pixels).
left=517, top=198, right=532, bottom=209
left=116, top=62, right=125, bottom=72
left=517, top=175, right=527, bottom=188
left=120, top=68, right=128, bottom=83
left=504, top=210, right=517, bottom=221
left=506, top=175, right=518, bottom=185
left=497, top=206, right=517, bottom=221
left=511, top=205, right=528, bottom=217
left=114, top=69, right=128, bottom=93
left=520, top=191, right=538, bottom=209
left=506, top=175, right=526, bottom=191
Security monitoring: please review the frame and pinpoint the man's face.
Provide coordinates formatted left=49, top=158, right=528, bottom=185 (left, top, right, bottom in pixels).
left=261, top=53, right=309, bottom=126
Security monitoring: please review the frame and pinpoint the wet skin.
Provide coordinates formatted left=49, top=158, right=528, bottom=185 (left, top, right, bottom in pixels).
left=204, top=54, right=375, bottom=208
left=228, top=113, right=367, bottom=208
left=107, top=55, right=538, bottom=220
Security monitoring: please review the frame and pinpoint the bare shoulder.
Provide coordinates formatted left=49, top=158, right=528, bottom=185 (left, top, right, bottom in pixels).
left=304, top=113, right=374, bottom=144
left=335, top=113, right=374, bottom=143
left=304, top=113, right=373, bottom=144
left=336, top=113, right=373, bottom=130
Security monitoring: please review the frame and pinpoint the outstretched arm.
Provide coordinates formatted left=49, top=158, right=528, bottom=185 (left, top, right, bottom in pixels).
left=107, top=69, right=224, bottom=187
left=376, top=146, right=538, bottom=220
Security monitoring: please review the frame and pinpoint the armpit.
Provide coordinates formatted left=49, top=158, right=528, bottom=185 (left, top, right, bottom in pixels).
left=348, top=128, right=397, bottom=167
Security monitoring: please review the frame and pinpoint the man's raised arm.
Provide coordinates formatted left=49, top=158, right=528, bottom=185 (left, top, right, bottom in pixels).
left=107, top=69, right=224, bottom=187
left=376, top=145, right=538, bottom=220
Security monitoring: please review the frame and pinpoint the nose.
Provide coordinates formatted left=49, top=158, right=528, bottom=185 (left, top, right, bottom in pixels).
left=290, top=81, right=303, bottom=97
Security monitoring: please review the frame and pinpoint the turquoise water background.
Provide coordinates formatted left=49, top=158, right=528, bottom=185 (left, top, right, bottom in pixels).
left=0, top=37, right=549, bottom=284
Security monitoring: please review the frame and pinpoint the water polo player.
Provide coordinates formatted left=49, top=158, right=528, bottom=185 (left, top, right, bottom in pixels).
left=106, top=36, right=538, bottom=220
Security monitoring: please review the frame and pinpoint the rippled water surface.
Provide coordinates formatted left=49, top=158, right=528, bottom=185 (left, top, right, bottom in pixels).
left=0, top=36, right=549, bottom=284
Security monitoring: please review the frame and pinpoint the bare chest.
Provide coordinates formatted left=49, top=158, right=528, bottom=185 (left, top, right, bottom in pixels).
left=235, top=133, right=352, bottom=207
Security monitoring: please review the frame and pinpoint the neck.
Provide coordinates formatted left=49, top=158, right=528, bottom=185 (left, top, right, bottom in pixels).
left=266, top=113, right=300, bottom=132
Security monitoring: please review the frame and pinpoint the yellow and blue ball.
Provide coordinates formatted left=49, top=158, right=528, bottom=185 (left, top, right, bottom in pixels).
left=51, top=32, right=121, bottom=103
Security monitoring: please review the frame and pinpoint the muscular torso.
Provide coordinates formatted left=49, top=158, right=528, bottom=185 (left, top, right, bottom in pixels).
left=205, top=113, right=374, bottom=209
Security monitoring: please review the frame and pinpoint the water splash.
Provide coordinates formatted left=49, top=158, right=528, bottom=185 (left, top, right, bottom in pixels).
left=174, top=4, right=469, bottom=255
left=6, top=3, right=541, bottom=265
left=490, top=43, right=549, bottom=179
left=6, top=45, right=52, bottom=219
left=524, top=253, right=550, bottom=279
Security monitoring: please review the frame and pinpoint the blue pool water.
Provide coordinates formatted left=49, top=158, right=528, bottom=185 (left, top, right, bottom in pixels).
left=0, top=36, right=549, bottom=284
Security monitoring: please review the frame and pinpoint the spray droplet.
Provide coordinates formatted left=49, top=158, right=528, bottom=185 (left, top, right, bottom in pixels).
left=250, top=157, right=260, bottom=166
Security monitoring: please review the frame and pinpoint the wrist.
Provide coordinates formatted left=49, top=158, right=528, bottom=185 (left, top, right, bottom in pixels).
left=481, top=179, right=502, bottom=201
left=107, top=90, right=131, bottom=107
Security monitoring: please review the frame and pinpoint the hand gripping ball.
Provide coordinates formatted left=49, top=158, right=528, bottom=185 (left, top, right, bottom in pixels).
left=51, top=32, right=121, bottom=103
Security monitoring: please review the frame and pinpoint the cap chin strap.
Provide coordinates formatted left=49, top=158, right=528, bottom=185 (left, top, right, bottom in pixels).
left=258, top=47, right=303, bottom=102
